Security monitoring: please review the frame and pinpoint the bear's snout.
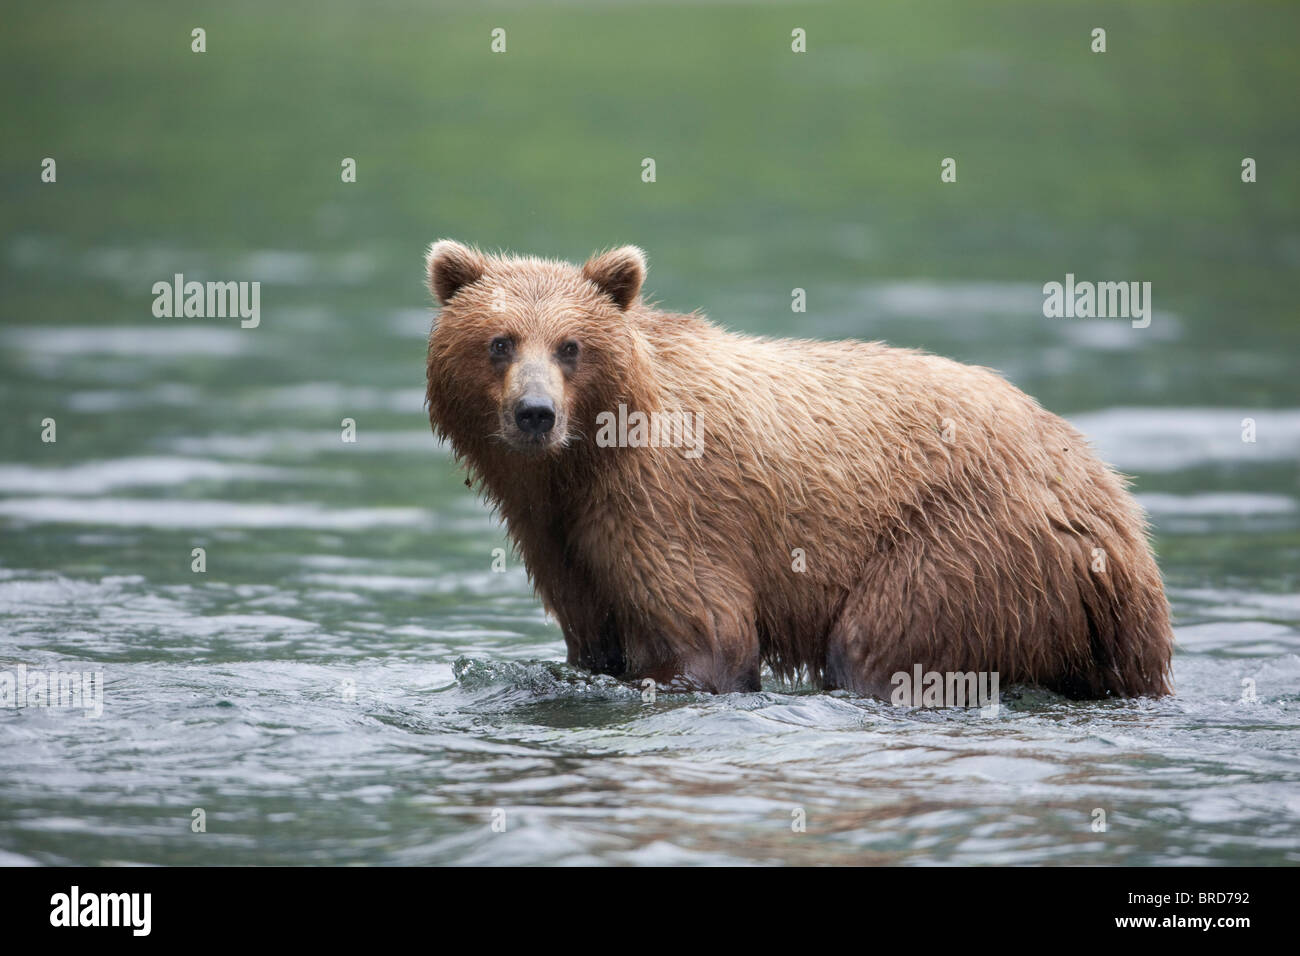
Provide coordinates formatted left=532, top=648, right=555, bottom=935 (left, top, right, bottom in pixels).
left=514, top=396, right=556, bottom=436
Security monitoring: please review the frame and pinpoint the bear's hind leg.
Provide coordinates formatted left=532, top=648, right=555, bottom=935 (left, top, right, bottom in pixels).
left=821, top=532, right=981, bottom=697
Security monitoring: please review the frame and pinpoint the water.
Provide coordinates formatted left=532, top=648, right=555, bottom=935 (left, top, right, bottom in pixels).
left=2, top=275, right=1296, bottom=865
left=2, top=0, right=1299, bottom=865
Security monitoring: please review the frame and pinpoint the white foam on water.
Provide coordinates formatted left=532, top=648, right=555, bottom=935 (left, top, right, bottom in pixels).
left=5, top=236, right=378, bottom=289
left=164, top=430, right=442, bottom=457
left=298, top=573, right=443, bottom=593
left=1173, top=620, right=1296, bottom=656
left=258, top=383, right=426, bottom=414
left=299, top=568, right=529, bottom=596
left=2, top=325, right=249, bottom=357
left=0, top=574, right=145, bottom=612
left=0, top=497, right=433, bottom=530
left=1059, top=316, right=1180, bottom=349
left=236, top=249, right=377, bottom=286
left=1136, top=492, right=1296, bottom=516
left=65, top=383, right=203, bottom=412
left=857, top=280, right=1043, bottom=317
left=0, top=457, right=309, bottom=495
left=1069, top=407, right=1300, bottom=471
left=1169, top=587, right=1300, bottom=619
left=853, top=279, right=1181, bottom=335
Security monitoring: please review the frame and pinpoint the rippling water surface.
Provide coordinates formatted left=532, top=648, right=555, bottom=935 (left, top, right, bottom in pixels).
left=2, top=0, right=1298, bottom=866
left=3, top=274, right=1296, bottom=866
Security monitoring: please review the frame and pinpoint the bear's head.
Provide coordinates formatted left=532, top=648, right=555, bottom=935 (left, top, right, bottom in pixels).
left=425, top=241, right=657, bottom=462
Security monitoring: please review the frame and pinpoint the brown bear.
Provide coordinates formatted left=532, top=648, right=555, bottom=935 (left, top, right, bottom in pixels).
left=424, top=240, right=1174, bottom=699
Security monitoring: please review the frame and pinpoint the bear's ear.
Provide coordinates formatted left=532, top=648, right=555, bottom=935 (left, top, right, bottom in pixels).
left=582, top=246, right=646, bottom=311
left=426, top=239, right=487, bottom=305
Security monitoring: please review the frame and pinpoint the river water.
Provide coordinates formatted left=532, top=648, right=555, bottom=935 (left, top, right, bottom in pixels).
left=2, top=262, right=1296, bottom=865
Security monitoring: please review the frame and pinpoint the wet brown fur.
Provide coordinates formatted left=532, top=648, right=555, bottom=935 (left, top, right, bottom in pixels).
left=425, top=241, right=1175, bottom=698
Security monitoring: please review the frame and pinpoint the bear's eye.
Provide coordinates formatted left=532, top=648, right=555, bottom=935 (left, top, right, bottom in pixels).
left=489, top=336, right=513, bottom=358
left=557, top=340, right=579, bottom=361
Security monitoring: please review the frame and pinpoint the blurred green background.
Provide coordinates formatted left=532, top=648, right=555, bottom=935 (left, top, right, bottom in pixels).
left=3, top=0, right=1296, bottom=357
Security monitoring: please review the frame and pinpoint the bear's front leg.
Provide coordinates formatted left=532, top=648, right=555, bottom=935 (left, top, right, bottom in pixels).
left=629, top=654, right=761, bottom=694
left=621, top=599, right=762, bottom=694
left=571, top=513, right=761, bottom=692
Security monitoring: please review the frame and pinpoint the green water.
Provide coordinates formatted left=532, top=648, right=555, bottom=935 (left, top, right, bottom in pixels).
left=1, top=0, right=1297, bottom=865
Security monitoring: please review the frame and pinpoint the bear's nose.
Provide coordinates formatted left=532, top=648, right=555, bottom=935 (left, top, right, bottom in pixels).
left=514, top=398, right=556, bottom=436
